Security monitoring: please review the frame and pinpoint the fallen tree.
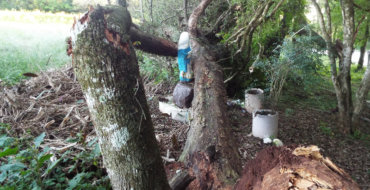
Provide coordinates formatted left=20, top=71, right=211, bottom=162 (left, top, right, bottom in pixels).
left=179, top=0, right=241, bottom=188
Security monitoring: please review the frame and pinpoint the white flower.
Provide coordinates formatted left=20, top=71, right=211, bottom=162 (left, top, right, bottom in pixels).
left=263, top=137, right=272, bottom=144
left=273, top=139, right=284, bottom=147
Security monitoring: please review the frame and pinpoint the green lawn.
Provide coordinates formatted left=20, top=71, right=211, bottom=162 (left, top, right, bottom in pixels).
left=0, top=11, right=74, bottom=85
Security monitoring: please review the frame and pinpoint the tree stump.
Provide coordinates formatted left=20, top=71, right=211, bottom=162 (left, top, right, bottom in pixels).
left=69, top=5, right=170, bottom=189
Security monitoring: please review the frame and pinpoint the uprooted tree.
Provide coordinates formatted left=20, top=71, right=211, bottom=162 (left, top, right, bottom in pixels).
left=68, top=1, right=362, bottom=189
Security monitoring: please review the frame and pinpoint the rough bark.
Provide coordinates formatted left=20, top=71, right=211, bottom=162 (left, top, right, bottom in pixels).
left=69, top=6, right=170, bottom=190
left=129, top=26, right=177, bottom=57
left=357, top=23, right=368, bottom=70
left=339, top=0, right=355, bottom=133
left=180, top=0, right=241, bottom=188
left=311, top=0, right=356, bottom=133
left=235, top=146, right=360, bottom=190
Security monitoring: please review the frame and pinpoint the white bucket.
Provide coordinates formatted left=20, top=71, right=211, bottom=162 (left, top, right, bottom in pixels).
left=252, top=109, right=278, bottom=139
left=245, top=88, right=264, bottom=114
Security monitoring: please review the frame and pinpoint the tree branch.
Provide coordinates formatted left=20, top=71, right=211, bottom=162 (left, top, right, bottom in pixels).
left=310, top=0, right=331, bottom=42
left=188, top=0, right=213, bottom=37
left=354, top=3, right=370, bottom=12
left=353, top=15, right=366, bottom=41
left=129, top=26, right=178, bottom=57
left=324, top=0, right=332, bottom=36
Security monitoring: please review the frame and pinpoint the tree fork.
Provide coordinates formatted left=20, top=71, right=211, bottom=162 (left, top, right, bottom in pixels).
left=69, top=6, right=170, bottom=189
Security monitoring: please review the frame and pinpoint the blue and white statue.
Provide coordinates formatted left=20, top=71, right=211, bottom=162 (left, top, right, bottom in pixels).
left=177, top=32, right=193, bottom=82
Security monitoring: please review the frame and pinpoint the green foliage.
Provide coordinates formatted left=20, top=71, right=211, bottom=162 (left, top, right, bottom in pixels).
left=319, top=122, right=334, bottom=137
left=0, top=0, right=75, bottom=13
left=255, top=33, right=325, bottom=104
left=137, top=51, right=178, bottom=84
left=284, top=108, right=294, bottom=116
left=350, top=129, right=370, bottom=142
left=0, top=125, right=111, bottom=189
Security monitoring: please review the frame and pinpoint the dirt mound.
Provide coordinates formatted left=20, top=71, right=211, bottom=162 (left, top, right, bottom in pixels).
left=235, top=145, right=360, bottom=190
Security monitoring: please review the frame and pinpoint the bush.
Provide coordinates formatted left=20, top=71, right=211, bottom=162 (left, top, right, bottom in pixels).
left=255, top=32, right=325, bottom=104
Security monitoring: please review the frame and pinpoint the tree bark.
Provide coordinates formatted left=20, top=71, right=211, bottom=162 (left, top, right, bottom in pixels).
left=70, top=6, right=170, bottom=190
left=353, top=51, right=370, bottom=125
left=180, top=0, right=241, bottom=188
left=339, top=0, right=355, bottom=133
left=357, top=23, right=368, bottom=70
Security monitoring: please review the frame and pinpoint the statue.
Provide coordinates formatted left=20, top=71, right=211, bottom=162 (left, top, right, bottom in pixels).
left=177, top=32, right=193, bottom=82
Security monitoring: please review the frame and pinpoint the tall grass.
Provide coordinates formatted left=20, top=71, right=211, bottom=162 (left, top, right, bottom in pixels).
left=0, top=10, right=76, bottom=85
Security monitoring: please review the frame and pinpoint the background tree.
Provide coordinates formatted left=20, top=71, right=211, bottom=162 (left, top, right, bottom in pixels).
left=310, top=0, right=370, bottom=133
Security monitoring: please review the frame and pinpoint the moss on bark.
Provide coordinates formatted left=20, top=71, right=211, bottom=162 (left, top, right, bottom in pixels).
left=71, top=5, right=170, bottom=190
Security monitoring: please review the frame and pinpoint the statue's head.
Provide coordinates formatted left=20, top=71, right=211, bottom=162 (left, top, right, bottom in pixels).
left=178, top=32, right=190, bottom=50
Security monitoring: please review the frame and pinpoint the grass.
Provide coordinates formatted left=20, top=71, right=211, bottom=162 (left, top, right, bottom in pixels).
left=0, top=10, right=75, bottom=85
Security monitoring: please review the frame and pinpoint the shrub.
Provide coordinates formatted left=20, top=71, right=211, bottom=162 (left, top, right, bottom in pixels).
left=254, top=32, right=325, bottom=105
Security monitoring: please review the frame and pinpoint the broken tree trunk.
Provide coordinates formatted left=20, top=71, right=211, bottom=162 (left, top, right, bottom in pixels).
left=180, top=0, right=241, bottom=188
left=69, top=6, right=170, bottom=189
left=235, top=145, right=360, bottom=190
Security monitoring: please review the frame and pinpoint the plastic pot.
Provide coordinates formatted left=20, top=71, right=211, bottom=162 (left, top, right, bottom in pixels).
left=252, top=109, right=278, bottom=139
left=245, top=88, right=264, bottom=114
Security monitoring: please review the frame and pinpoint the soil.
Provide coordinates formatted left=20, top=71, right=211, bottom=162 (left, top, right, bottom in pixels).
left=0, top=67, right=369, bottom=189
left=145, top=80, right=369, bottom=189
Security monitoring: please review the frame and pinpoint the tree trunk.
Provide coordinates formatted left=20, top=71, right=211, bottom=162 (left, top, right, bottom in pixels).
left=179, top=0, right=241, bottom=188
left=357, top=23, right=368, bottom=70
left=69, top=6, right=170, bottom=190
left=150, top=0, right=153, bottom=23
left=184, top=0, right=189, bottom=23
left=311, top=0, right=356, bottom=134
left=338, top=0, right=355, bottom=133
left=139, top=0, right=145, bottom=22
left=353, top=51, right=370, bottom=125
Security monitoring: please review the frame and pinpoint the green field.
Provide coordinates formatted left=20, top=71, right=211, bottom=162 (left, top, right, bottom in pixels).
left=0, top=10, right=74, bottom=85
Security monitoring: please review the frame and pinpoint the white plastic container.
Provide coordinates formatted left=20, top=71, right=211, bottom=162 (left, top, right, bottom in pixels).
left=252, top=109, right=278, bottom=139
left=245, top=88, right=264, bottom=114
